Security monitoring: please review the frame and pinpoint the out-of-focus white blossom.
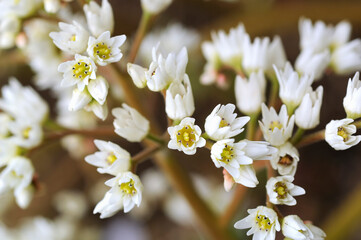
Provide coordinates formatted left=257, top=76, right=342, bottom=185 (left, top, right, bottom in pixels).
left=138, top=22, right=200, bottom=65
left=112, top=104, right=150, bottom=142
left=205, top=103, right=250, bottom=141
left=94, top=172, right=143, bottom=218
left=234, top=206, right=280, bottom=240
left=305, top=222, right=327, bottom=240
left=270, top=142, right=299, bottom=176
left=295, top=86, right=323, bottom=129
left=259, top=104, right=295, bottom=146
left=266, top=175, right=305, bottom=206
left=141, top=0, right=172, bottom=14
left=85, top=140, right=131, bottom=176
left=0, top=0, right=40, bottom=18
left=54, top=191, right=88, bottom=220
left=0, top=14, right=20, bottom=49
left=44, top=0, right=60, bottom=13
left=295, top=49, right=330, bottom=81
left=168, top=117, right=205, bottom=155
left=343, top=72, right=361, bottom=119
left=58, top=54, right=97, bottom=91
left=49, top=21, right=89, bottom=54
left=165, top=74, right=194, bottom=120
left=274, top=62, right=313, bottom=111
left=0, top=157, right=34, bottom=209
left=87, top=31, right=126, bottom=66
left=325, top=118, right=361, bottom=150
left=235, top=71, right=266, bottom=115
left=331, top=39, right=361, bottom=74
left=83, top=0, right=114, bottom=37
left=0, top=78, right=48, bottom=124
left=8, top=120, right=43, bottom=148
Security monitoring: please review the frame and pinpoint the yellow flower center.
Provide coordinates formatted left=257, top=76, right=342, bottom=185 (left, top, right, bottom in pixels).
left=106, top=153, right=117, bottom=165
left=93, top=42, right=112, bottom=60
left=278, top=154, right=293, bottom=166
left=22, top=127, right=31, bottom=139
left=176, top=125, right=196, bottom=147
left=70, top=35, right=76, bottom=41
left=256, top=215, right=272, bottom=231
left=219, top=118, right=230, bottom=128
left=274, top=182, right=288, bottom=199
left=219, top=144, right=234, bottom=163
left=337, top=127, right=349, bottom=142
left=269, top=121, right=283, bottom=131
left=120, top=179, right=136, bottom=195
left=72, top=61, right=91, bottom=80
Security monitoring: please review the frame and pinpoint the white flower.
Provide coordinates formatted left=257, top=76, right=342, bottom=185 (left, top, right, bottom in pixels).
left=87, top=31, right=126, bottom=66
left=0, top=78, right=49, bottom=124
left=259, top=104, right=295, bottom=146
left=85, top=140, right=131, bottom=176
left=295, top=86, right=323, bottom=129
left=141, top=0, right=172, bottom=14
left=138, top=22, right=200, bottom=65
left=210, top=24, right=247, bottom=68
left=201, top=42, right=220, bottom=85
left=94, top=172, right=143, bottom=218
left=343, top=72, right=361, bottom=119
left=270, top=142, right=299, bottom=176
left=0, top=14, right=20, bottom=49
left=234, top=206, right=280, bottom=240
left=305, top=222, right=327, bottom=240
left=331, top=39, right=361, bottom=74
left=165, top=74, right=195, bottom=120
left=266, top=176, right=305, bottom=206
left=87, top=75, right=109, bottom=105
left=0, top=156, right=35, bottom=209
left=325, top=118, right=361, bottom=150
left=0, top=140, right=18, bottom=167
left=49, top=21, right=89, bottom=54
left=282, top=215, right=314, bottom=240
left=83, top=0, right=114, bottom=37
left=295, top=49, right=330, bottom=81
left=211, top=139, right=257, bottom=187
left=112, top=104, right=150, bottom=142
left=266, top=36, right=287, bottom=75
left=167, top=117, right=205, bottom=155
left=0, top=0, right=40, bottom=18
left=331, top=21, right=351, bottom=48
left=146, top=45, right=188, bottom=91
left=299, top=18, right=334, bottom=53
left=44, top=0, right=60, bottom=13
left=205, top=103, right=250, bottom=141
left=84, top=100, right=108, bottom=120
left=242, top=36, right=269, bottom=75
left=58, top=54, right=97, bottom=91
left=127, top=63, right=147, bottom=88
left=8, top=120, right=43, bottom=149
left=235, top=71, right=266, bottom=115
left=274, top=62, right=313, bottom=110
left=68, top=88, right=92, bottom=112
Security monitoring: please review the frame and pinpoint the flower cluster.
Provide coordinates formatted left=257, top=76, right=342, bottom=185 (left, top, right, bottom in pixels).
left=51, top=0, right=126, bottom=120
left=0, top=78, right=49, bottom=208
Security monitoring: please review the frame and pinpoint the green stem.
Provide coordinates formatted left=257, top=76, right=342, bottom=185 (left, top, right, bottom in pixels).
left=128, top=11, right=153, bottom=63
left=153, top=151, right=235, bottom=240
left=146, top=133, right=165, bottom=145
left=246, top=113, right=259, bottom=140
left=290, top=128, right=305, bottom=145
left=268, top=75, right=279, bottom=108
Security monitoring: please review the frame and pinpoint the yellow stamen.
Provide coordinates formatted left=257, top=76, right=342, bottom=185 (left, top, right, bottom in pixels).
left=219, top=118, right=229, bottom=128
left=256, top=215, right=272, bottom=231
left=176, top=125, right=196, bottom=147
left=269, top=121, right=283, bottom=131
left=72, top=61, right=91, bottom=80
left=93, top=42, right=111, bottom=60
left=337, top=127, right=349, bottom=142
left=106, top=154, right=117, bottom=165
left=22, top=127, right=31, bottom=139
left=219, top=144, right=234, bottom=163
left=278, top=154, right=293, bottom=166
left=274, top=182, right=288, bottom=199
left=120, top=179, right=136, bottom=195
left=70, top=35, right=76, bottom=41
